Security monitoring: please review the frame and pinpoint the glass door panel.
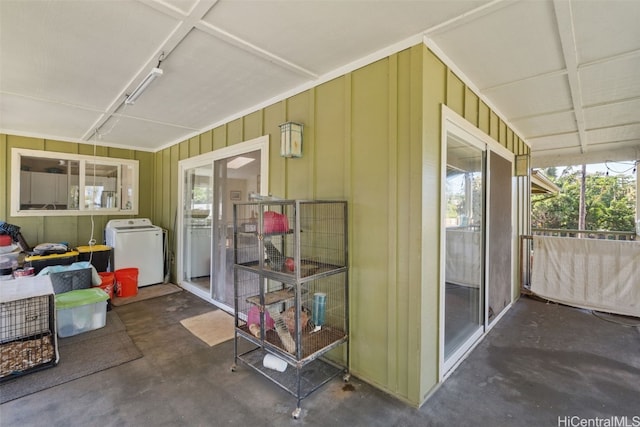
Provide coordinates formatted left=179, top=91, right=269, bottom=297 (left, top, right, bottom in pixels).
left=210, top=151, right=261, bottom=310
left=178, top=136, right=267, bottom=313
left=444, top=135, right=485, bottom=364
left=182, top=164, right=213, bottom=293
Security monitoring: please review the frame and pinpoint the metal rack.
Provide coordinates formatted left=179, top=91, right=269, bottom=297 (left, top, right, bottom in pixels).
left=232, top=200, right=349, bottom=419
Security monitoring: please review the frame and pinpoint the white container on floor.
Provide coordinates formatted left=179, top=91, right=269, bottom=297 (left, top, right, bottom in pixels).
left=55, top=288, right=108, bottom=337
left=263, top=353, right=288, bottom=372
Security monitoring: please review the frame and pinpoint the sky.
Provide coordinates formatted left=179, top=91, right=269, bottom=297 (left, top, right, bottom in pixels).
left=556, top=161, right=638, bottom=180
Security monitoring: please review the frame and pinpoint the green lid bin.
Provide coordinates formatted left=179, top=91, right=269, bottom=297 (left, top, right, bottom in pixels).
left=55, top=288, right=110, bottom=337
left=55, top=288, right=109, bottom=310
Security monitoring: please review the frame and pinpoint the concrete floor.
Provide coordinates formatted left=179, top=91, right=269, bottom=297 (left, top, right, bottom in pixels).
left=2, top=291, right=639, bottom=426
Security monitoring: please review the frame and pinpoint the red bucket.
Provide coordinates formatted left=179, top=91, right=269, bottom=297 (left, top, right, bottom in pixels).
left=97, top=272, right=115, bottom=299
left=115, top=268, right=139, bottom=297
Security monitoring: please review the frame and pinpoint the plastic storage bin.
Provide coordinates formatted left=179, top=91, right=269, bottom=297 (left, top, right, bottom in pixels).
left=0, top=235, right=11, bottom=247
left=24, top=251, right=79, bottom=274
left=76, top=245, right=112, bottom=273
left=49, top=268, right=92, bottom=294
left=55, top=288, right=109, bottom=337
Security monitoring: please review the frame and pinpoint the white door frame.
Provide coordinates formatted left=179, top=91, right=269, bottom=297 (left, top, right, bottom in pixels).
left=176, top=135, right=269, bottom=311
left=439, top=105, right=515, bottom=380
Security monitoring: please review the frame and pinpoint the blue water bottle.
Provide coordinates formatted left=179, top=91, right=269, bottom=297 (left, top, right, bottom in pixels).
left=312, top=292, right=327, bottom=327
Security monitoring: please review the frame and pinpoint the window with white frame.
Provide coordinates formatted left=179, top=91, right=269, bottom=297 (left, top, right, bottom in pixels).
left=10, top=148, right=138, bottom=216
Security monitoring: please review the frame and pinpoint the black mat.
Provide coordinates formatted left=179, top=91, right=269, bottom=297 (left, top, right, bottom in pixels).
left=0, top=311, right=142, bottom=404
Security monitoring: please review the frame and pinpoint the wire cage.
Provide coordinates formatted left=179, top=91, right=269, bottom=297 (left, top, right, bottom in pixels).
left=232, top=200, right=349, bottom=419
left=235, top=270, right=348, bottom=362
left=233, top=200, right=347, bottom=278
left=0, top=294, right=57, bottom=380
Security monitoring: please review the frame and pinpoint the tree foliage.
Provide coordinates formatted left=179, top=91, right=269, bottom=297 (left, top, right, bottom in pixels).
left=531, top=166, right=636, bottom=232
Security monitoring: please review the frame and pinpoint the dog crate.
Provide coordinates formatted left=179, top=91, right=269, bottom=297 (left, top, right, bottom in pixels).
left=0, top=276, right=58, bottom=381
left=1, top=295, right=50, bottom=343
left=232, top=200, right=349, bottom=419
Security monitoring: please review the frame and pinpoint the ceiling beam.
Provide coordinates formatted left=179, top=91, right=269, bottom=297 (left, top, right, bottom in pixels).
left=553, top=0, right=588, bottom=154
left=81, top=0, right=220, bottom=142
left=145, top=0, right=317, bottom=80
left=481, top=69, right=568, bottom=93
left=532, top=143, right=640, bottom=168
left=578, top=47, right=640, bottom=70
left=423, top=0, right=512, bottom=36
left=195, top=21, right=318, bottom=80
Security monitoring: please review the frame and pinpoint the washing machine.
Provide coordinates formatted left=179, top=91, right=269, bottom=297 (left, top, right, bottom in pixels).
left=105, top=218, right=163, bottom=287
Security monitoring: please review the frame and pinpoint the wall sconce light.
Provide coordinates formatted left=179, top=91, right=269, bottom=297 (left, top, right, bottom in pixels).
left=279, top=122, right=303, bottom=158
left=515, top=154, right=530, bottom=176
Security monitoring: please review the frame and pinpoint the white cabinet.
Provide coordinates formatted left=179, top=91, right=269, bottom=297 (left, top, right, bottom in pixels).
left=54, top=174, right=68, bottom=204
left=29, top=172, right=68, bottom=206
left=20, top=172, right=68, bottom=206
left=20, top=171, right=31, bottom=204
left=29, top=173, right=50, bottom=204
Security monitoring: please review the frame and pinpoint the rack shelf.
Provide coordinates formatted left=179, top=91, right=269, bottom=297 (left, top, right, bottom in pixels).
left=237, top=259, right=345, bottom=280
left=246, top=288, right=295, bottom=306
left=232, top=200, right=349, bottom=419
left=237, top=322, right=347, bottom=363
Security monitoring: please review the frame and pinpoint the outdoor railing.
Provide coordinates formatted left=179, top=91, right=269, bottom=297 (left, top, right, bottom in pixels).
left=531, top=228, right=636, bottom=241
left=520, top=228, right=637, bottom=293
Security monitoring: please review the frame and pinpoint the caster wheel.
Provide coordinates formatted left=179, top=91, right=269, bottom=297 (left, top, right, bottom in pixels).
left=231, top=364, right=237, bottom=372
left=343, top=373, right=351, bottom=382
left=292, top=408, right=301, bottom=419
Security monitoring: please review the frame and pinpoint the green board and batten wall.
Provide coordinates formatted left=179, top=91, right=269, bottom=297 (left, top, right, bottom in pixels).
left=0, top=43, right=529, bottom=406
left=151, top=44, right=529, bottom=405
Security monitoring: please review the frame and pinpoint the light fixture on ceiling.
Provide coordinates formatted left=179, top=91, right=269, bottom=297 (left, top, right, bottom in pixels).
left=227, top=156, right=254, bottom=169
left=125, top=67, right=163, bottom=105
left=279, top=122, right=303, bottom=158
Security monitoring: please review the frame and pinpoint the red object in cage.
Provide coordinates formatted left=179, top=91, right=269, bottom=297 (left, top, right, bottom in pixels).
left=263, top=211, right=289, bottom=234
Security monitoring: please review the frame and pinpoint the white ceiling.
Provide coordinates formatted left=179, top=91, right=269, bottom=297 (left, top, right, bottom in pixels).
left=1, top=0, right=639, bottom=167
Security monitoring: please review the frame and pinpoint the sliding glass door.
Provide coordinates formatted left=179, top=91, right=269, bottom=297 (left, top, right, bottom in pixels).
left=178, top=136, right=269, bottom=313
left=443, top=134, right=485, bottom=370
left=440, top=107, right=515, bottom=378
left=209, top=152, right=261, bottom=309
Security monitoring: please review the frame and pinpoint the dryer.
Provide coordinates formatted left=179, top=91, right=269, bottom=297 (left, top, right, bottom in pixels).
left=105, top=218, right=163, bottom=287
